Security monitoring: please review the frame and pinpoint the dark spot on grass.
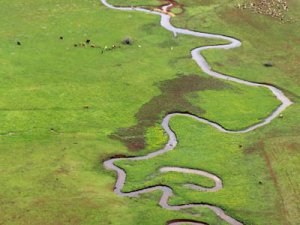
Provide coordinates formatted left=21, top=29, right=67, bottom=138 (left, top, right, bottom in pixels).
left=50, top=128, right=56, bottom=133
left=264, top=62, right=273, bottom=67
left=110, top=74, right=228, bottom=151
left=215, top=62, right=224, bottom=67
left=244, top=140, right=264, bottom=154
left=167, top=219, right=208, bottom=225
left=110, top=154, right=127, bottom=159
left=122, top=37, right=133, bottom=45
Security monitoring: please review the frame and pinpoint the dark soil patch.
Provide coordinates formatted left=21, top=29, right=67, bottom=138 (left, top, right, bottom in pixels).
left=110, top=75, right=228, bottom=151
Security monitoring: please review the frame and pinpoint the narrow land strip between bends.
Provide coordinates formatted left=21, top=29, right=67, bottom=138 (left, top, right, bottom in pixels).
left=160, top=166, right=223, bottom=192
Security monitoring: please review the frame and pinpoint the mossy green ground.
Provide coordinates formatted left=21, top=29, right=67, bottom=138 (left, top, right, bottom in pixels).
left=0, top=0, right=299, bottom=225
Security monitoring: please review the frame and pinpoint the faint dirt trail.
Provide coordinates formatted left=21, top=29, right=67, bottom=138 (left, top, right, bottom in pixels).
left=100, top=0, right=293, bottom=224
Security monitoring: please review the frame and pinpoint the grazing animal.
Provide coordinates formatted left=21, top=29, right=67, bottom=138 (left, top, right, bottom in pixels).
left=60, top=36, right=63, bottom=40
left=264, top=62, right=273, bottom=67
left=122, top=37, right=133, bottom=45
left=17, top=41, right=21, bottom=46
left=86, top=39, right=91, bottom=44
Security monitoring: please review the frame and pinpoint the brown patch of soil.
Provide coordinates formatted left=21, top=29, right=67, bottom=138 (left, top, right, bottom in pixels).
left=110, top=75, right=228, bottom=151
left=55, top=166, right=70, bottom=175
left=110, top=154, right=127, bottom=159
left=244, top=139, right=264, bottom=154
left=223, top=6, right=266, bottom=30
left=158, top=0, right=185, bottom=15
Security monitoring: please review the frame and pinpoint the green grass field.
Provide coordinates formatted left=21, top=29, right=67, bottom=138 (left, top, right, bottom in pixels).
left=0, top=0, right=299, bottom=225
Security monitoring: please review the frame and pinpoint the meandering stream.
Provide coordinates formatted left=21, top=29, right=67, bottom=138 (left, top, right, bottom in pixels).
left=101, top=1, right=293, bottom=224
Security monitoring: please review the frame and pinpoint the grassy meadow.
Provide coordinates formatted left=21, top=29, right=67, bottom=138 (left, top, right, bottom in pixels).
left=0, top=0, right=299, bottom=225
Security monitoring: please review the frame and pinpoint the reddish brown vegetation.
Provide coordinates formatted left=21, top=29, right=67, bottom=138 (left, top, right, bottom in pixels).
left=159, top=0, right=185, bottom=14
left=110, top=75, right=228, bottom=151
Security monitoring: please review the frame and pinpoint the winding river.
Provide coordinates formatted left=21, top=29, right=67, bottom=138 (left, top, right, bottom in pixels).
left=101, top=0, right=293, bottom=224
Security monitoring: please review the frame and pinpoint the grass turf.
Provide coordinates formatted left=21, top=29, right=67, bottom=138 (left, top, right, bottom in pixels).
left=0, top=0, right=299, bottom=225
left=110, top=0, right=300, bottom=224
